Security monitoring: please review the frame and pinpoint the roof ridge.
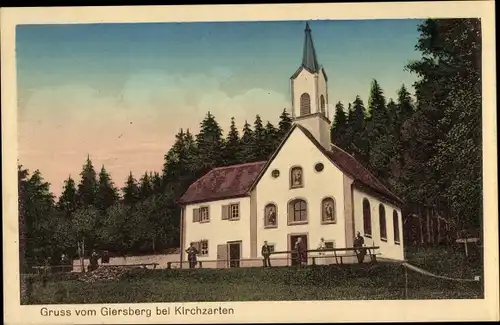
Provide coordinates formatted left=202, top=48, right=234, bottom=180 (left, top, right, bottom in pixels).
left=328, top=144, right=403, bottom=203
left=212, top=161, right=267, bottom=171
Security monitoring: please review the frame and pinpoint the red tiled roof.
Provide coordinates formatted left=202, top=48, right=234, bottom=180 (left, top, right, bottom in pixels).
left=178, top=124, right=402, bottom=206
left=177, top=161, right=266, bottom=205
left=295, top=124, right=403, bottom=205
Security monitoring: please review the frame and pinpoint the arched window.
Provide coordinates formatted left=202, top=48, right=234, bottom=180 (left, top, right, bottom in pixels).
left=290, top=166, right=304, bottom=188
left=300, top=93, right=311, bottom=115
left=393, top=210, right=400, bottom=244
left=379, top=204, right=387, bottom=241
left=264, top=203, right=277, bottom=228
left=321, top=197, right=336, bottom=224
left=320, top=95, right=326, bottom=113
left=288, top=199, right=307, bottom=224
left=363, top=198, right=372, bottom=237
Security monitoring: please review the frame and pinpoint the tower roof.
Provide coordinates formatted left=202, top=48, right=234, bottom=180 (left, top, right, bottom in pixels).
left=302, top=22, right=320, bottom=73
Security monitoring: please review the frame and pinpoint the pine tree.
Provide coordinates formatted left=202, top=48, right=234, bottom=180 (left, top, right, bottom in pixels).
left=122, top=172, right=140, bottom=206
left=139, top=171, right=153, bottom=199
left=57, top=175, right=78, bottom=216
left=195, top=111, right=225, bottom=170
left=349, top=96, right=370, bottom=165
left=331, top=102, right=348, bottom=150
left=264, top=121, right=280, bottom=155
left=162, top=129, right=198, bottom=194
left=252, top=115, right=268, bottom=161
left=150, top=171, right=162, bottom=194
left=95, top=165, right=120, bottom=213
left=278, top=108, right=293, bottom=139
left=404, top=18, right=482, bottom=230
left=77, top=155, right=98, bottom=208
left=222, top=117, right=242, bottom=166
left=238, top=120, right=255, bottom=163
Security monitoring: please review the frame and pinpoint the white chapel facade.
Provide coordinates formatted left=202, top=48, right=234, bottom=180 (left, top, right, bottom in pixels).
left=178, top=23, right=405, bottom=268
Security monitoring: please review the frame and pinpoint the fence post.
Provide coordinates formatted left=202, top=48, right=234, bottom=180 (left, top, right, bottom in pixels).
left=167, top=262, right=172, bottom=269
left=312, top=257, right=316, bottom=266
left=199, top=261, right=203, bottom=268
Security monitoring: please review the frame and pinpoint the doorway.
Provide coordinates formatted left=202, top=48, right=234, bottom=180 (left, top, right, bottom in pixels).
left=289, top=234, right=308, bottom=266
left=227, top=241, right=242, bottom=268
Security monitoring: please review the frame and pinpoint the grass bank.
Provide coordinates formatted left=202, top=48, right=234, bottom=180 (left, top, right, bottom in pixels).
left=23, top=260, right=483, bottom=304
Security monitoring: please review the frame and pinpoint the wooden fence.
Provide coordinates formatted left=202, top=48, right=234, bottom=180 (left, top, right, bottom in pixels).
left=167, top=246, right=380, bottom=269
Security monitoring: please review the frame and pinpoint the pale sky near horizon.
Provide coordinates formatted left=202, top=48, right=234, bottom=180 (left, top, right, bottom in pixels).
left=16, top=19, right=423, bottom=197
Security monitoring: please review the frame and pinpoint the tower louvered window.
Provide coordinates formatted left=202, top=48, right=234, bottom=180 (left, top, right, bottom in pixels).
left=300, top=93, right=311, bottom=115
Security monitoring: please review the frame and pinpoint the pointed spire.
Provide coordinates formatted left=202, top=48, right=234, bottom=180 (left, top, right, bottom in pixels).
left=302, top=22, right=320, bottom=73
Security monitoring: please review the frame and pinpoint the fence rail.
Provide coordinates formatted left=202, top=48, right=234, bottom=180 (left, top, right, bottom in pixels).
left=169, top=246, right=380, bottom=269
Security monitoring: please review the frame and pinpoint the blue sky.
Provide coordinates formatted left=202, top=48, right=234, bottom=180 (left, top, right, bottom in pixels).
left=16, top=19, right=423, bottom=195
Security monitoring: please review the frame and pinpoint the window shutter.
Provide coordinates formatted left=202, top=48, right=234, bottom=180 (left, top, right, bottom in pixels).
left=193, top=208, right=200, bottom=223
left=287, top=203, right=292, bottom=223
left=222, top=205, right=229, bottom=220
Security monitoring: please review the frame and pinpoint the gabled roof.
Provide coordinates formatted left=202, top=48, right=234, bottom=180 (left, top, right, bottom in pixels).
left=177, top=161, right=266, bottom=205
left=248, top=124, right=403, bottom=206
left=178, top=124, right=403, bottom=206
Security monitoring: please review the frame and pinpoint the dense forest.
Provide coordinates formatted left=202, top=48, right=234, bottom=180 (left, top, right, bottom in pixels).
left=18, top=19, right=482, bottom=270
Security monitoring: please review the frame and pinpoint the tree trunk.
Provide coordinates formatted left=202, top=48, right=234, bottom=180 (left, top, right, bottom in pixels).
left=426, top=206, right=431, bottom=244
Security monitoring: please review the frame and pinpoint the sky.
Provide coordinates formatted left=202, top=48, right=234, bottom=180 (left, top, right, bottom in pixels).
left=16, top=19, right=423, bottom=196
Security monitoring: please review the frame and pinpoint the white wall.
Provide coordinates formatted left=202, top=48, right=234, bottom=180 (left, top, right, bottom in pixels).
left=317, top=69, right=328, bottom=117
left=255, top=127, right=347, bottom=256
left=184, top=197, right=251, bottom=260
left=72, top=253, right=181, bottom=271
left=292, top=68, right=317, bottom=116
left=352, top=189, right=405, bottom=260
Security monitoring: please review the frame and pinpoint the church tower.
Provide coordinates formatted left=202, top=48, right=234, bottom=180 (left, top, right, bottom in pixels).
left=290, top=22, right=331, bottom=150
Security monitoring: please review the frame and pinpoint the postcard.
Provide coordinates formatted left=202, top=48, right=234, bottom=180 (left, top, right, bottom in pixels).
left=1, top=2, right=498, bottom=324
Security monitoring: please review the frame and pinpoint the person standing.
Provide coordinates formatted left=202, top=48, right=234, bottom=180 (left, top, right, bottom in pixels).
left=353, top=232, right=366, bottom=263
left=294, top=237, right=307, bottom=266
left=185, top=242, right=199, bottom=269
left=317, top=238, right=326, bottom=265
left=89, top=249, right=99, bottom=272
left=261, top=241, right=272, bottom=267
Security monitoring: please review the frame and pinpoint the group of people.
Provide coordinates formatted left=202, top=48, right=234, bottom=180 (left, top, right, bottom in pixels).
left=185, top=232, right=368, bottom=269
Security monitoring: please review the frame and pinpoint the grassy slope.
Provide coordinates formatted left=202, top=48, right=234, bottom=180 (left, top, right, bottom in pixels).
left=25, top=250, right=483, bottom=304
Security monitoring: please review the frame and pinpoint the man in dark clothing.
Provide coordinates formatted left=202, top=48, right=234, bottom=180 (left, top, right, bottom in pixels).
left=185, top=242, right=199, bottom=269
left=261, top=241, right=272, bottom=267
left=294, top=237, right=307, bottom=266
left=353, top=232, right=366, bottom=263
left=89, top=250, right=99, bottom=271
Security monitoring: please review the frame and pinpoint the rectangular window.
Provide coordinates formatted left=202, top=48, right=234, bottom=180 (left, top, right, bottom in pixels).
left=199, top=240, right=209, bottom=256
left=222, top=203, right=240, bottom=221
left=200, top=206, right=210, bottom=222
left=229, top=204, right=239, bottom=220
left=268, top=244, right=275, bottom=253
left=393, top=210, right=400, bottom=244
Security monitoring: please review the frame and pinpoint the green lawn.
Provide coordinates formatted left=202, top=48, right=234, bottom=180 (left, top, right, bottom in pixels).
left=23, top=251, right=483, bottom=304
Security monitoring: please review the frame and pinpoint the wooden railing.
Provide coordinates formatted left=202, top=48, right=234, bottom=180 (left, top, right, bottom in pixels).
left=167, top=246, right=380, bottom=269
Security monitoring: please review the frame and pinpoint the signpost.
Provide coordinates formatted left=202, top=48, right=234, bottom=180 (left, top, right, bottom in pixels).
left=456, top=237, right=479, bottom=257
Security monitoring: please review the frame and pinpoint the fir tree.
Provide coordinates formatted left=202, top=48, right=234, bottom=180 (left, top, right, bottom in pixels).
left=139, top=171, right=153, bottom=199
left=238, top=120, right=255, bottom=163
left=95, top=165, right=120, bottom=213
left=264, top=121, right=280, bottom=155
left=349, top=96, right=370, bottom=164
left=252, top=115, right=268, bottom=161
left=57, top=175, right=78, bottom=216
left=222, top=117, right=242, bottom=166
left=77, top=155, right=98, bottom=208
left=331, top=101, right=348, bottom=150
left=122, top=172, right=140, bottom=206
left=278, top=108, right=293, bottom=139
left=195, top=111, right=225, bottom=170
